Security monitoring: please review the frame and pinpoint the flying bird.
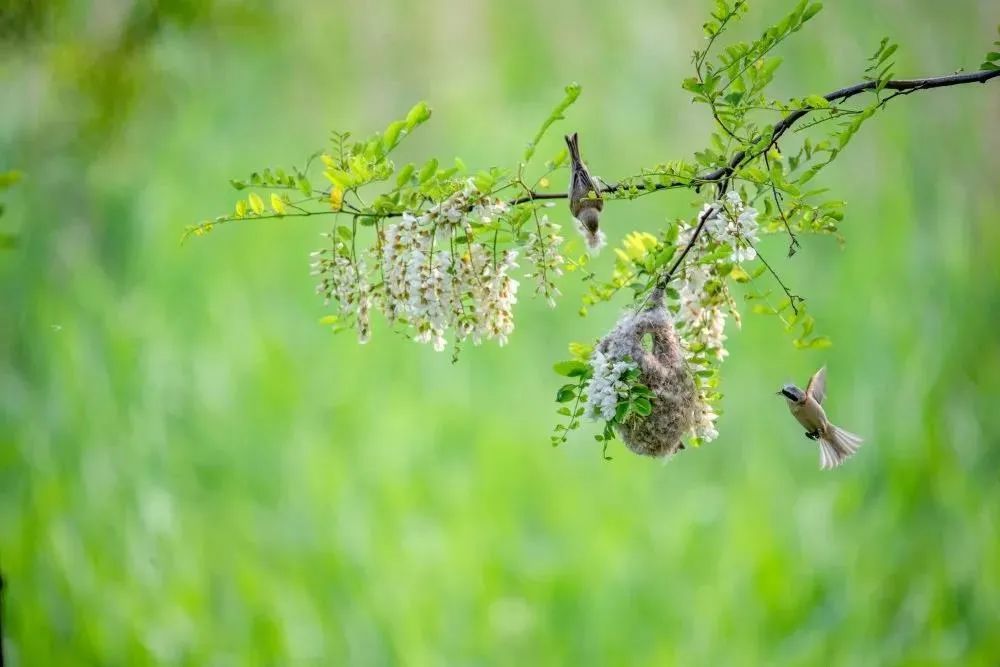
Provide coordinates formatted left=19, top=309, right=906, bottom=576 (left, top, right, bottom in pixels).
left=778, top=366, right=864, bottom=470
left=565, top=132, right=605, bottom=252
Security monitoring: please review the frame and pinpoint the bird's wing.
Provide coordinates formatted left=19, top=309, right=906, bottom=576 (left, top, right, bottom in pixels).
left=806, top=366, right=827, bottom=404
left=579, top=166, right=603, bottom=200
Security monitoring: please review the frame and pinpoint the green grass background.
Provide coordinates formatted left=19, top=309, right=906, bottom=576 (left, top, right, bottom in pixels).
left=2, top=0, right=999, bottom=664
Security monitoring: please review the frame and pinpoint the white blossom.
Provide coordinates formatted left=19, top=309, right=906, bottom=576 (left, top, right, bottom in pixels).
left=584, top=349, right=637, bottom=422
left=314, top=193, right=522, bottom=352
left=691, top=399, right=719, bottom=442
left=524, top=214, right=565, bottom=307
left=311, top=240, right=372, bottom=344
left=666, top=192, right=764, bottom=444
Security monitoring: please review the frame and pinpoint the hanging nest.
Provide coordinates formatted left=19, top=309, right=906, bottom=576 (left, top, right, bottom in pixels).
left=596, top=289, right=698, bottom=457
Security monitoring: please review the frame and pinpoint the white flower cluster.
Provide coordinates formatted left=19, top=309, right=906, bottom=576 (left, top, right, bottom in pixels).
left=422, top=180, right=510, bottom=231
left=381, top=213, right=519, bottom=351
left=311, top=180, right=572, bottom=350
left=313, top=181, right=528, bottom=350
left=677, top=263, right=729, bottom=361
left=674, top=191, right=761, bottom=443
left=691, top=399, right=719, bottom=442
left=676, top=191, right=761, bottom=362
left=310, top=242, right=373, bottom=343
left=703, top=190, right=761, bottom=262
left=524, top=214, right=565, bottom=307
left=584, top=349, right=637, bottom=422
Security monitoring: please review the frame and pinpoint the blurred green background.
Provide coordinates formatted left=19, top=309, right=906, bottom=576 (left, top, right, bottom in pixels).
left=2, top=0, right=999, bottom=664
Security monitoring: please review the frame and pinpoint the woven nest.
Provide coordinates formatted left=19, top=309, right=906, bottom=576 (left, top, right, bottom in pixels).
left=596, top=290, right=698, bottom=457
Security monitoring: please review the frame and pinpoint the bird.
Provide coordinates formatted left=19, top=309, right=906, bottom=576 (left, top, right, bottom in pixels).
left=777, top=366, right=864, bottom=470
left=565, top=132, right=605, bottom=252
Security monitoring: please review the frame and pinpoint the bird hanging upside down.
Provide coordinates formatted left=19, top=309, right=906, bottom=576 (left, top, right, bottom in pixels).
left=565, top=132, right=605, bottom=252
left=778, top=366, right=864, bottom=470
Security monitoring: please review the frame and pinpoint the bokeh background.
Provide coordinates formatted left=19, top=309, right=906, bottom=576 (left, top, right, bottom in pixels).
left=2, top=0, right=999, bottom=664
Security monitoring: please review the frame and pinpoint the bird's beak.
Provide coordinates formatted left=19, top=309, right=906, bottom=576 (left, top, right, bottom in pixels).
left=775, top=390, right=784, bottom=397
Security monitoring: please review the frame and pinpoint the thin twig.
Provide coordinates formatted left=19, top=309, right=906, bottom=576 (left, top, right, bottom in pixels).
left=661, top=204, right=719, bottom=287
left=747, top=240, right=802, bottom=315
left=635, top=203, right=720, bottom=312
left=762, top=151, right=799, bottom=256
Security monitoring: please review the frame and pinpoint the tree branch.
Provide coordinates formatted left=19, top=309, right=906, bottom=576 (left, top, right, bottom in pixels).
left=660, top=204, right=719, bottom=288
left=517, top=68, right=999, bottom=292
left=706, top=69, right=1000, bottom=183
left=187, top=69, right=998, bottom=245
left=518, top=68, right=1000, bottom=204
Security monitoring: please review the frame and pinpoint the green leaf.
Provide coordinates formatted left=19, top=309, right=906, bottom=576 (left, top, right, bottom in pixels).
left=681, top=77, right=705, bottom=94
left=804, top=94, right=829, bottom=108
left=631, top=386, right=655, bottom=398
left=418, top=158, right=438, bottom=184
left=405, top=101, right=432, bottom=129
left=382, top=120, right=406, bottom=150
left=248, top=192, right=264, bottom=215
left=632, top=397, right=652, bottom=416
left=730, top=265, right=752, bottom=283
left=802, top=1, right=822, bottom=21
left=473, top=171, right=495, bottom=193
left=324, top=169, right=353, bottom=189
left=553, top=360, right=590, bottom=377
left=556, top=385, right=576, bottom=402
left=270, top=193, right=287, bottom=215
left=806, top=335, right=832, bottom=349
left=348, top=155, right=371, bottom=181
left=523, top=82, right=582, bottom=163
left=395, top=163, right=415, bottom=187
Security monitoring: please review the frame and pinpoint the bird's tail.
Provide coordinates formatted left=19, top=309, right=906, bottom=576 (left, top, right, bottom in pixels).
left=564, top=132, right=582, bottom=164
left=818, top=425, right=863, bottom=470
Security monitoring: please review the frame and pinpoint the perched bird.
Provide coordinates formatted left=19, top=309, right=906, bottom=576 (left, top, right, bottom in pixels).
left=565, top=132, right=605, bottom=252
left=778, top=366, right=864, bottom=470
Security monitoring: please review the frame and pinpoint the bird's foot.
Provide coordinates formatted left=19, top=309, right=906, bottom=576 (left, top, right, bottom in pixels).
left=805, top=430, right=821, bottom=440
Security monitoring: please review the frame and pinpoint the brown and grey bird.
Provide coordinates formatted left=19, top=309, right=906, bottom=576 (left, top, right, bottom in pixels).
left=565, top=132, right=605, bottom=252
left=778, top=366, right=864, bottom=470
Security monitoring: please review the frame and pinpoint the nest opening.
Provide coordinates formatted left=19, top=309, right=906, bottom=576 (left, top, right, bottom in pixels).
left=596, top=291, right=698, bottom=457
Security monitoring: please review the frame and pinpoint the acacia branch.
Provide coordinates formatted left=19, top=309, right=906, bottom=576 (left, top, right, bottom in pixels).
left=706, top=69, right=1000, bottom=183
left=660, top=204, right=718, bottom=288
left=514, top=68, right=1000, bottom=205
left=188, top=69, right=998, bottom=245
left=538, top=68, right=999, bottom=291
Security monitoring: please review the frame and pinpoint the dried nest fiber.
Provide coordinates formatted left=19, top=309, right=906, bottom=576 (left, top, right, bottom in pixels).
left=596, top=289, right=698, bottom=457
